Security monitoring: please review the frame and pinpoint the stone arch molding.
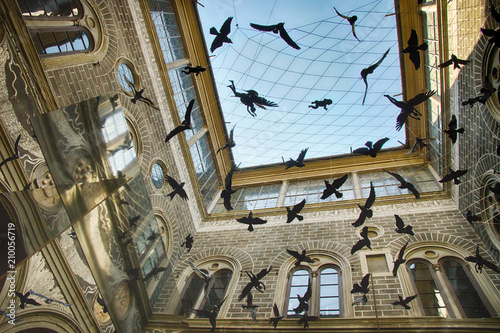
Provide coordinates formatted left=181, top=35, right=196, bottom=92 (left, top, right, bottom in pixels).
left=0, top=309, right=83, bottom=333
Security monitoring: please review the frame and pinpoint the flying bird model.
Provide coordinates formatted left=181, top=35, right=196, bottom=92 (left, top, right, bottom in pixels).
left=181, top=234, right=194, bottom=252
left=15, top=291, right=42, bottom=309
left=392, top=241, right=410, bottom=276
left=392, top=295, right=418, bottom=309
left=309, top=99, right=333, bottom=110
left=124, top=78, right=159, bottom=110
left=321, top=173, right=348, bottom=200
left=238, top=266, right=273, bottom=301
left=402, top=29, right=427, bottom=70
left=287, top=248, right=315, bottom=266
left=236, top=211, right=267, bottom=231
left=439, top=168, right=468, bottom=185
left=438, top=54, right=470, bottom=69
left=444, top=115, right=464, bottom=144
left=465, top=210, right=482, bottom=224
left=334, top=7, right=360, bottom=41
left=351, top=226, right=372, bottom=255
left=189, top=260, right=212, bottom=293
left=386, top=171, right=420, bottom=199
left=96, top=293, right=108, bottom=313
left=297, top=312, right=319, bottom=329
left=210, top=17, right=233, bottom=52
left=181, top=65, right=206, bottom=76
left=353, top=138, right=390, bottom=158
left=361, top=48, right=390, bottom=105
left=241, top=292, right=259, bottom=322
left=407, top=137, right=434, bottom=155
left=481, top=27, right=500, bottom=48
left=216, top=126, right=236, bottom=154
left=352, top=294, right=368, bottom=306
left=221, top=163, right=239, bottom=210
left=385, top=90, right=436, bottom=131
left=351, top=273, right=370, bottom=294
left=465, top=245, right=500, bottom=273
left=286, top=199, right=306, bottom=223
left=144, top=267, right=167, bottom=281
left=394, top=215, right=415, bottom=236
left=165, top=99, right=195, bottom=143
left=269, top=303, right=284, bottom=329
left=0, top=134, right=21, bottom=169
left=488, top=0, right=500, bottom=23
left=165, top=175, right=188, bottom=200
left=285, top=148, right=308, bottom=169
left=29, top=290, right=72, bottom=306
left=250, top=22, right=300, bottom=49
left=228, top=80, right=278, bottom=117
left=192, top=298, right=226, bottom=333
left=293, top=280, right=312, bottom=314
left=352, top=182, right=376, bottom=227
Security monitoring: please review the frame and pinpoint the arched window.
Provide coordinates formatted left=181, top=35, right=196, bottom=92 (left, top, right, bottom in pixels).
left=404, top=246, right=495, bottom=318
left=176, top=261, right=233, bottom=316
left=283, top=256, right=344, bottom=318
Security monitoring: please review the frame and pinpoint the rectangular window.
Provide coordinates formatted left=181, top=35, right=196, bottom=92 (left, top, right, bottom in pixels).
left=212, top=183, right=281, bottom=213
left=149, top=0, right=186, bottom=62
left=284, top=176, right=355, bottom=206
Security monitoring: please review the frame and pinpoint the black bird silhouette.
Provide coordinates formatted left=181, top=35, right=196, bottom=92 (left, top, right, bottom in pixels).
left=165, top=175, right=188, bottom=200
left=250, top=22, right=300, bottom=50
left=269, top=303, right=284, bottom=329
left=192, top=298, right=226, bottom=333
left=385, top=171, right=420, bottom=199
left=287, top=248, right=315, bottom=266
left=238, top=266, right=273, bottom=301
left=351, top=273, right=370, bottom=294
left=124, top=78, right=159, bottom=110
left=96, top=293, right=108, bottom=313
left=438, top=54, right=469, bottom=69
left=385, top=90, right=436, bottom=131
left=488, top=0, right=500, bottom=23
left=465, top=210, right=482, bottom=224
left=210, top=17, right=233, bottom=53
left=297, top=312, right=319, bottom=329
left=351, top=226, right=372, bottom=255
left=465, top=245, right=500, bottom=273
left=439, top=168, right=468, bottom=185
left=164, top=99, right=195, bottom=143
left=236, top=211, right=267, bottom=231
left=181, top=65, right=206, bottom=76
left=147, top=231, right=160, bottom=242
left=29, top=289, right=72, bottom=306
left=286, top=199, right=306, bottom=223
left=15, top=291, right=42, bottom=309
left=0, top=134, right=21, bottom=169
left=462, top=82, right=497, bottom=106
left=352, top=294, right=368, bottom=306
left=481, top=27, right=500, bottom=48
left=309, top=99, right=333, bottom=110
left=68, top=231, right=77, bottom=240
left=221, top=163, right=239, bottom=211
left=353, top=138, right=389, bottom=158
left=228, top=80, right=278, bottom=116
left=393, top=241, right=410, bottom=276
left=181, top=234, right=194, bottom=252
left=293, top=280, right=312, bottom=314
left=352, top=182, right=376, bottom=227
left=444, top=115, right=464, bottom=144
left=216, top=126, right=236, bottom=154
left=189, top=260, right=213, bottom=293
left=407, top=137, right=434, bottom=155
left=392, top=295, right=417, bottom=309
left=285, top=148, right=308, bottom=169
left=461, top=96, right=480, bottom=107
left=361, top=48, right=390, bottom=105
left=128, top=215, right=141, bottom=229
left=334, top=7, right=360, bottom=41
left=241, top=292, right=259, bottom=322
left=394, top=215, right=415, bottom=236
left=126, top=268, right=141, bottom=281
left=321, top=173, right=348, bottom=200
left=402, top=29, right=427, bottom=70
left=144, top=267, right=167, bottom=281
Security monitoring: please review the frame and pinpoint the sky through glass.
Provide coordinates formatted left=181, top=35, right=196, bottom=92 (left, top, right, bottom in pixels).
left=197, top=0, right=405, bottom=168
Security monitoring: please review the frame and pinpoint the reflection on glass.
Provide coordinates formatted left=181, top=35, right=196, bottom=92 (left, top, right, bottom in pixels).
left=202, top=269, right=232, bottom=310
left=409, top=262, right=448, bottom=317
left=319, top=267, right=340, bottom=317
left=178, top=273, right=205, bottom=315
left=149, top=0, right=186, bottom=62
left=287, top=269, right=310, bottom=317
left=118, top=63, right=135, bottom=92
left=151, top=163, right=164, bottom=189
left=18, top=0, right=80, bottom=17
left=31, top=29, right=91, bottom=55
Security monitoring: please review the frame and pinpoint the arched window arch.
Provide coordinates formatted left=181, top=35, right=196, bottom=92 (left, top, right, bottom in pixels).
left=279, top=251, right=351, bottom=318
left=403, top=244, right=498, bottom=318
left=16, top=0, right=106, bottom=68
left=175, top=259, right=235, bottom=317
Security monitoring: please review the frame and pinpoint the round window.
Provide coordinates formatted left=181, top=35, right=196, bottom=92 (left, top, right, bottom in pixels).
left=115, top=58, right=138, bottom=94
left=151, top=162, right=165, bottom=189
left=481, top=173, right=500, bottom=242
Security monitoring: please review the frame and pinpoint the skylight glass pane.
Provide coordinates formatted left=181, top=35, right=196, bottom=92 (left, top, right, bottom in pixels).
left=212, top=183, right=280, bottom=213
left=149, top=0, right=186, bottom=62
left=284, top=175, right=354, bottom=206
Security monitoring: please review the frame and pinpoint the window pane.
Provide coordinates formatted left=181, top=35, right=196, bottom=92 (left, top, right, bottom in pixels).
left=31, top=29, right=91, bottom=55
left=409, top=262, right=448, bottom=317
left=178, top=274, right=205, bottom=315
left=18, top=0, right=80, bottom=17
left=151, top=163, right=164, bottom=189
left=287, top=269, right=310, bottom=317
left=202, top=269, right=232, bottom=311
left=319, top=267, right=340, bottom=317
left=442, top=260, right=490, bottom=318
